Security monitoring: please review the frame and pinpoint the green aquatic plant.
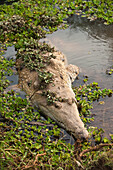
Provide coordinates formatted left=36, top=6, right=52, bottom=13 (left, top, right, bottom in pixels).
left=106, top=65, right=113, bottom=75
left=16, top=38, right=55, bottom=69
left=0, top=55, right=15, bottom=92
left=0, top=0, right=112, bottom=46
left=0, top=81, right=78, bottom=169
left=38, top=70, right=53, bottom=89
left=0, top=0, right=113, bottom=169
left=0, top=15, right=46, bottom=44
left=16, top=38, right=56, bottom=89
left=74, top=0, right=113, bottom=25
left=1, top=55, right=112, bottom=169
left=73, top=81, right=113, bottom=124
left=41, top=90, right=74, bottom=106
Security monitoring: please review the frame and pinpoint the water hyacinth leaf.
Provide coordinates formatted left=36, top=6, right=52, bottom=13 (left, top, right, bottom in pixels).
left=0, top=0, right=113, bottom=169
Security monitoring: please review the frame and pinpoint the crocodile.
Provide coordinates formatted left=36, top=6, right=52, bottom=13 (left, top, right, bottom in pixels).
left=16, top=49, right=88, bottom=140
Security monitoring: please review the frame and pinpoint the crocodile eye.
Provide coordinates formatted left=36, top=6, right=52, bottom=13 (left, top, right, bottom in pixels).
left=27, top=81, right=32, bottom=87
left=60, top=74, right=63, bottom=79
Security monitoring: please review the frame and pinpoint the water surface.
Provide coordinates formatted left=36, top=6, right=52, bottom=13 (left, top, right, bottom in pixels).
left=3, top=15, right=113, bottom=138
left=46, top=15, right=113, bottom=137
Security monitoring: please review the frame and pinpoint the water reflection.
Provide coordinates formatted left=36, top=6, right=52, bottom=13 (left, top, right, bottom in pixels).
left=2, top=14, right=113, bottom=138
left=46, top=15, right=113, bottom=136
left=67, top=15, right=113, bottom=41
left=46, top=15, right=113, bottom=88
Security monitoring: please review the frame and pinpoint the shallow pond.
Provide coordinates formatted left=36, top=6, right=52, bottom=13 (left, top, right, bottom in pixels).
left=45, top=15, right=113, bottom=137
left=3, top=15, right=113, bottom=140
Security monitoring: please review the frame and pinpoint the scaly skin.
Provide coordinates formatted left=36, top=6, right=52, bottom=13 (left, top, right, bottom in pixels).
left=16, top=50, right=88, bottom=140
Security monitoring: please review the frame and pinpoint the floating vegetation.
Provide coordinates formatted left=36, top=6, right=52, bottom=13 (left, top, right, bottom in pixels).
left=73, top=81, right=112, bottom=123
left=1, top=57, right=113, bottom=169
left=42, top=90, right=75, bottom=106
left=16, top=38, right=56, bottom=89
left=0, top=55, right=15, bottom=91
left=16, top=38, right=55, bottom=69
left=0, top=15, right=46, bottom=44
left=0, top=0, right=113, bottom=169
left=74, top=0, right=113, bottom=25
left=106, top=65, right=113, bottom=75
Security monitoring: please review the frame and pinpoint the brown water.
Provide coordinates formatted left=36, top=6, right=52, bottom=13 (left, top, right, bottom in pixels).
left=45, top=15, right=113, bottom=137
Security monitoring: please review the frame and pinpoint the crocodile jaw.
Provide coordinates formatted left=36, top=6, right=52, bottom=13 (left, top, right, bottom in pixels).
left=32, top=93, right=89, bottom=140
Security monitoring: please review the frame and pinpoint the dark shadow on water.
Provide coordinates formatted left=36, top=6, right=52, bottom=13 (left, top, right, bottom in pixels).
left=67, top=14, right=113, bottom=41
left=0, top=0, right=19, bottom=5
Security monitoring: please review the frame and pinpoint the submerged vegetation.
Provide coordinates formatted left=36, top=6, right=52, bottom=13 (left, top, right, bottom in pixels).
left=0, top=0, right=113, bottom=169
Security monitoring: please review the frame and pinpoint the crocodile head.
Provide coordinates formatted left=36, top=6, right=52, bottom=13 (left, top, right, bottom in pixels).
left=31, top=88, right=89, bottom=140
left=16, top=50, right=89, bottom=140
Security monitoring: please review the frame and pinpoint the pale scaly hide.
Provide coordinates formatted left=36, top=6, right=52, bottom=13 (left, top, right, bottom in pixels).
left=16, top=50, right=88, bottom=140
